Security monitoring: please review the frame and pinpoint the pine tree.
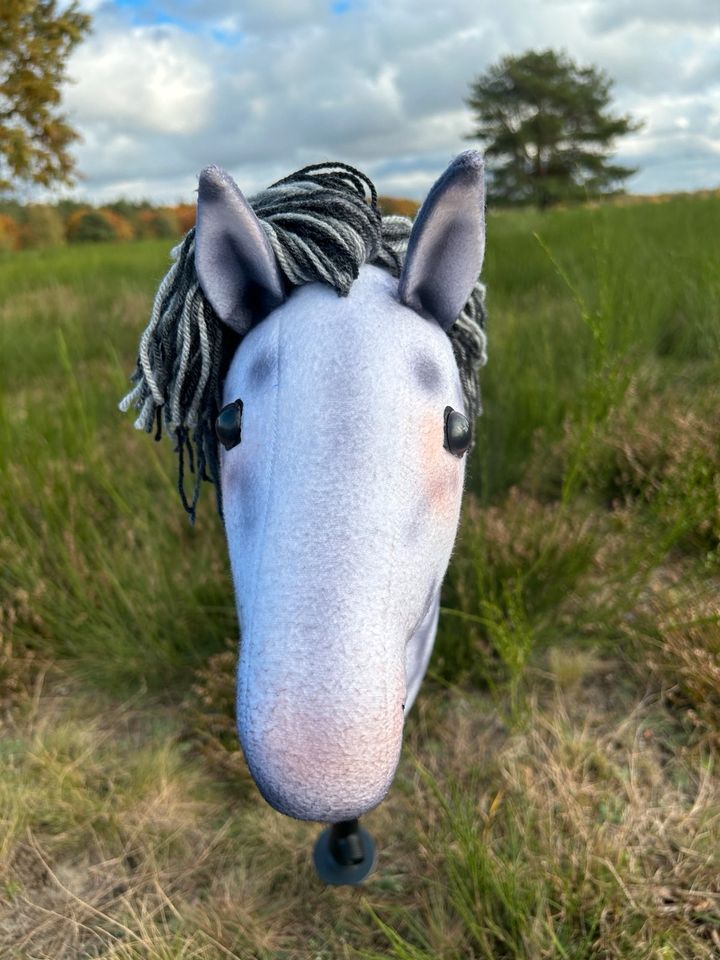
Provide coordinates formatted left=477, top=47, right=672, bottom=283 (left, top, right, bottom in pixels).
left=0, top=0, right=91, bottom=193
left=466, top=49, right=641, bottom=208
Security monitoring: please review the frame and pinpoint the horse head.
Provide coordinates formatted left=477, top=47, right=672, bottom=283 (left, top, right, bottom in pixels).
left=122, top=151, right=486, bottom=828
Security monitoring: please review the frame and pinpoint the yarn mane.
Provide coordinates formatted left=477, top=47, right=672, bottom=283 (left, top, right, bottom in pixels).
left=120, top=161, right=488, bottom=521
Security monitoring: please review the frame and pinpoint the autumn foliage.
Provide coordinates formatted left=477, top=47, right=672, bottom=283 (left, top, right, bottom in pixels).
left=0, top=201, right=197, bottom=248
left=378, top=195, right=420, bottom=217
left=0, top=196, right=424, bottom=250
left=174, top=203, right=196, bottom=234
left=0, top=213, right=20, bottom=251
left=0, top=1, right=91, bottom=192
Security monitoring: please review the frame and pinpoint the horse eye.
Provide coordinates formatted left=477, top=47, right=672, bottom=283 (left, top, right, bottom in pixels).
left=216, top=399, right=243, bottom=450
left=444, top=406, right=471, bottom=458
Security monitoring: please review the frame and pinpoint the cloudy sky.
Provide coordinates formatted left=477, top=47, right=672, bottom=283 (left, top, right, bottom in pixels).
left=60, top=0, right=720, bottom=204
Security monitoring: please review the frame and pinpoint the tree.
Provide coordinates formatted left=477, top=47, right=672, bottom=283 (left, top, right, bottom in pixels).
left=466, top=49, right=641, bottom=208
left=0, top=1, right=91, bottom=194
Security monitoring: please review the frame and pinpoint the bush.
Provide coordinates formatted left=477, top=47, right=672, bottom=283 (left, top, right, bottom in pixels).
left=550, top=378, right=720, bottom=556
left=378, top=195, right=420, bottom=218
left=66, top=208, right=132, bottom=243
left=173, top=203, right=196, bottom=234
left=18, top=204, right=65, bottom=248
left=182, top=639, right=255, bottom=789
left=136, top=208, right=180, bottom=239
left=437, top=490, right=597, bottom=696
left=656, top=610, right=720, bottom=745
left=100, top=208, right=134, bottom=241
left=0, top=214, right=20, bottom=251
left=629, top=575, right=720, bottom=747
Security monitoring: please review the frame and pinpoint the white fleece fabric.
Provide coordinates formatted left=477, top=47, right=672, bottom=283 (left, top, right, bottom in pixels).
left=220, top=265, right=467, bottom=822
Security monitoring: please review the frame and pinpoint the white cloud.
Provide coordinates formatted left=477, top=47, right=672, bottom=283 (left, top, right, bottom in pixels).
left=61, top=0, right=720, bottom=203
left=66, top=24, right=212, bottom=135
left=590, top=0, right=720, bottom=32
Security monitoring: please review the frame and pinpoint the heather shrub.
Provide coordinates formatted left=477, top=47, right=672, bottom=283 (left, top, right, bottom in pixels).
left=66, top=208, right=114, bottom=243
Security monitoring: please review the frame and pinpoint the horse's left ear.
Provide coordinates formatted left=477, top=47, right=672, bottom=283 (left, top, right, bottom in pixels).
left=195, top=165, right=285, bottom=335
left=399, top=150, right=485, bottom=332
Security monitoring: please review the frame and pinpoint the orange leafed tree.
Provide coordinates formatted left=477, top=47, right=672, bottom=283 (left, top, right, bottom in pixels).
left=136, top=208, right=180, bottom=239
left=173, top=203, right=196, bottom=234
left=0, top=0, right=91, bottom=193
left=378, top=196, right=420, bottom=218
left=66, top=207, right=133, bottom=243
left=0, top=212, right=20, bottom=250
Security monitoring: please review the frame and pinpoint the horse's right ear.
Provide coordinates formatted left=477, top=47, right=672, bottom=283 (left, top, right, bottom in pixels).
left=195, top=165, right=285, bottom=335
left=399, top=150, right=485, bottom=332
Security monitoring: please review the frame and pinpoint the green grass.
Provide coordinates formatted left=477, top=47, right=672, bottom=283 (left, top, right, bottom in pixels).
left=1, top=192, right=719, bottom=958
left=474, top=194, right=720, bottom=499
left=0, top=240, right=235, bottom=691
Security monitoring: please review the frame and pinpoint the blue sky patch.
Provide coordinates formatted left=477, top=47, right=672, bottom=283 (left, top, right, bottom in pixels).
left=113, top=0, right=197, bottom=32
left=331, top=0, right=367, bottom=13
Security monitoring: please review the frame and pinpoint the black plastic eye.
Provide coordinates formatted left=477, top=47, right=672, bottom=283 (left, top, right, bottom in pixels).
left=444, top=406, right=471, bottom=458
left=216, top=398, right=243, bottom=450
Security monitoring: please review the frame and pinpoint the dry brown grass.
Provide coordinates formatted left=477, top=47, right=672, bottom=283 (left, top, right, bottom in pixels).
left=367, top=670, right=720, bottom=959
left=2, top=188, right=720, bottom=958
left=2, top=649, right=719, bottom=960
left=627, top=568, right=720, bottom=750
left=0, top=583, right=55, bottom=725
left=182, top=641, right=257, bottom=791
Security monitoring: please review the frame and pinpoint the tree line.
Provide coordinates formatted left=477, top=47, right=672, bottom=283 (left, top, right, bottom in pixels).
left=0, top=197, right=420, bottom=251
left=0, top=200, right=196, bottom=251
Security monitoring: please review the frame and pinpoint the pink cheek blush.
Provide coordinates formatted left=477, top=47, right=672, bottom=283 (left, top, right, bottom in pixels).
left=418, top=413, right=463, bottom=516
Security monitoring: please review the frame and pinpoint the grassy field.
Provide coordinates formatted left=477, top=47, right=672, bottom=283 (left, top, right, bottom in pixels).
left=1, top=193, right=719, bottom=959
